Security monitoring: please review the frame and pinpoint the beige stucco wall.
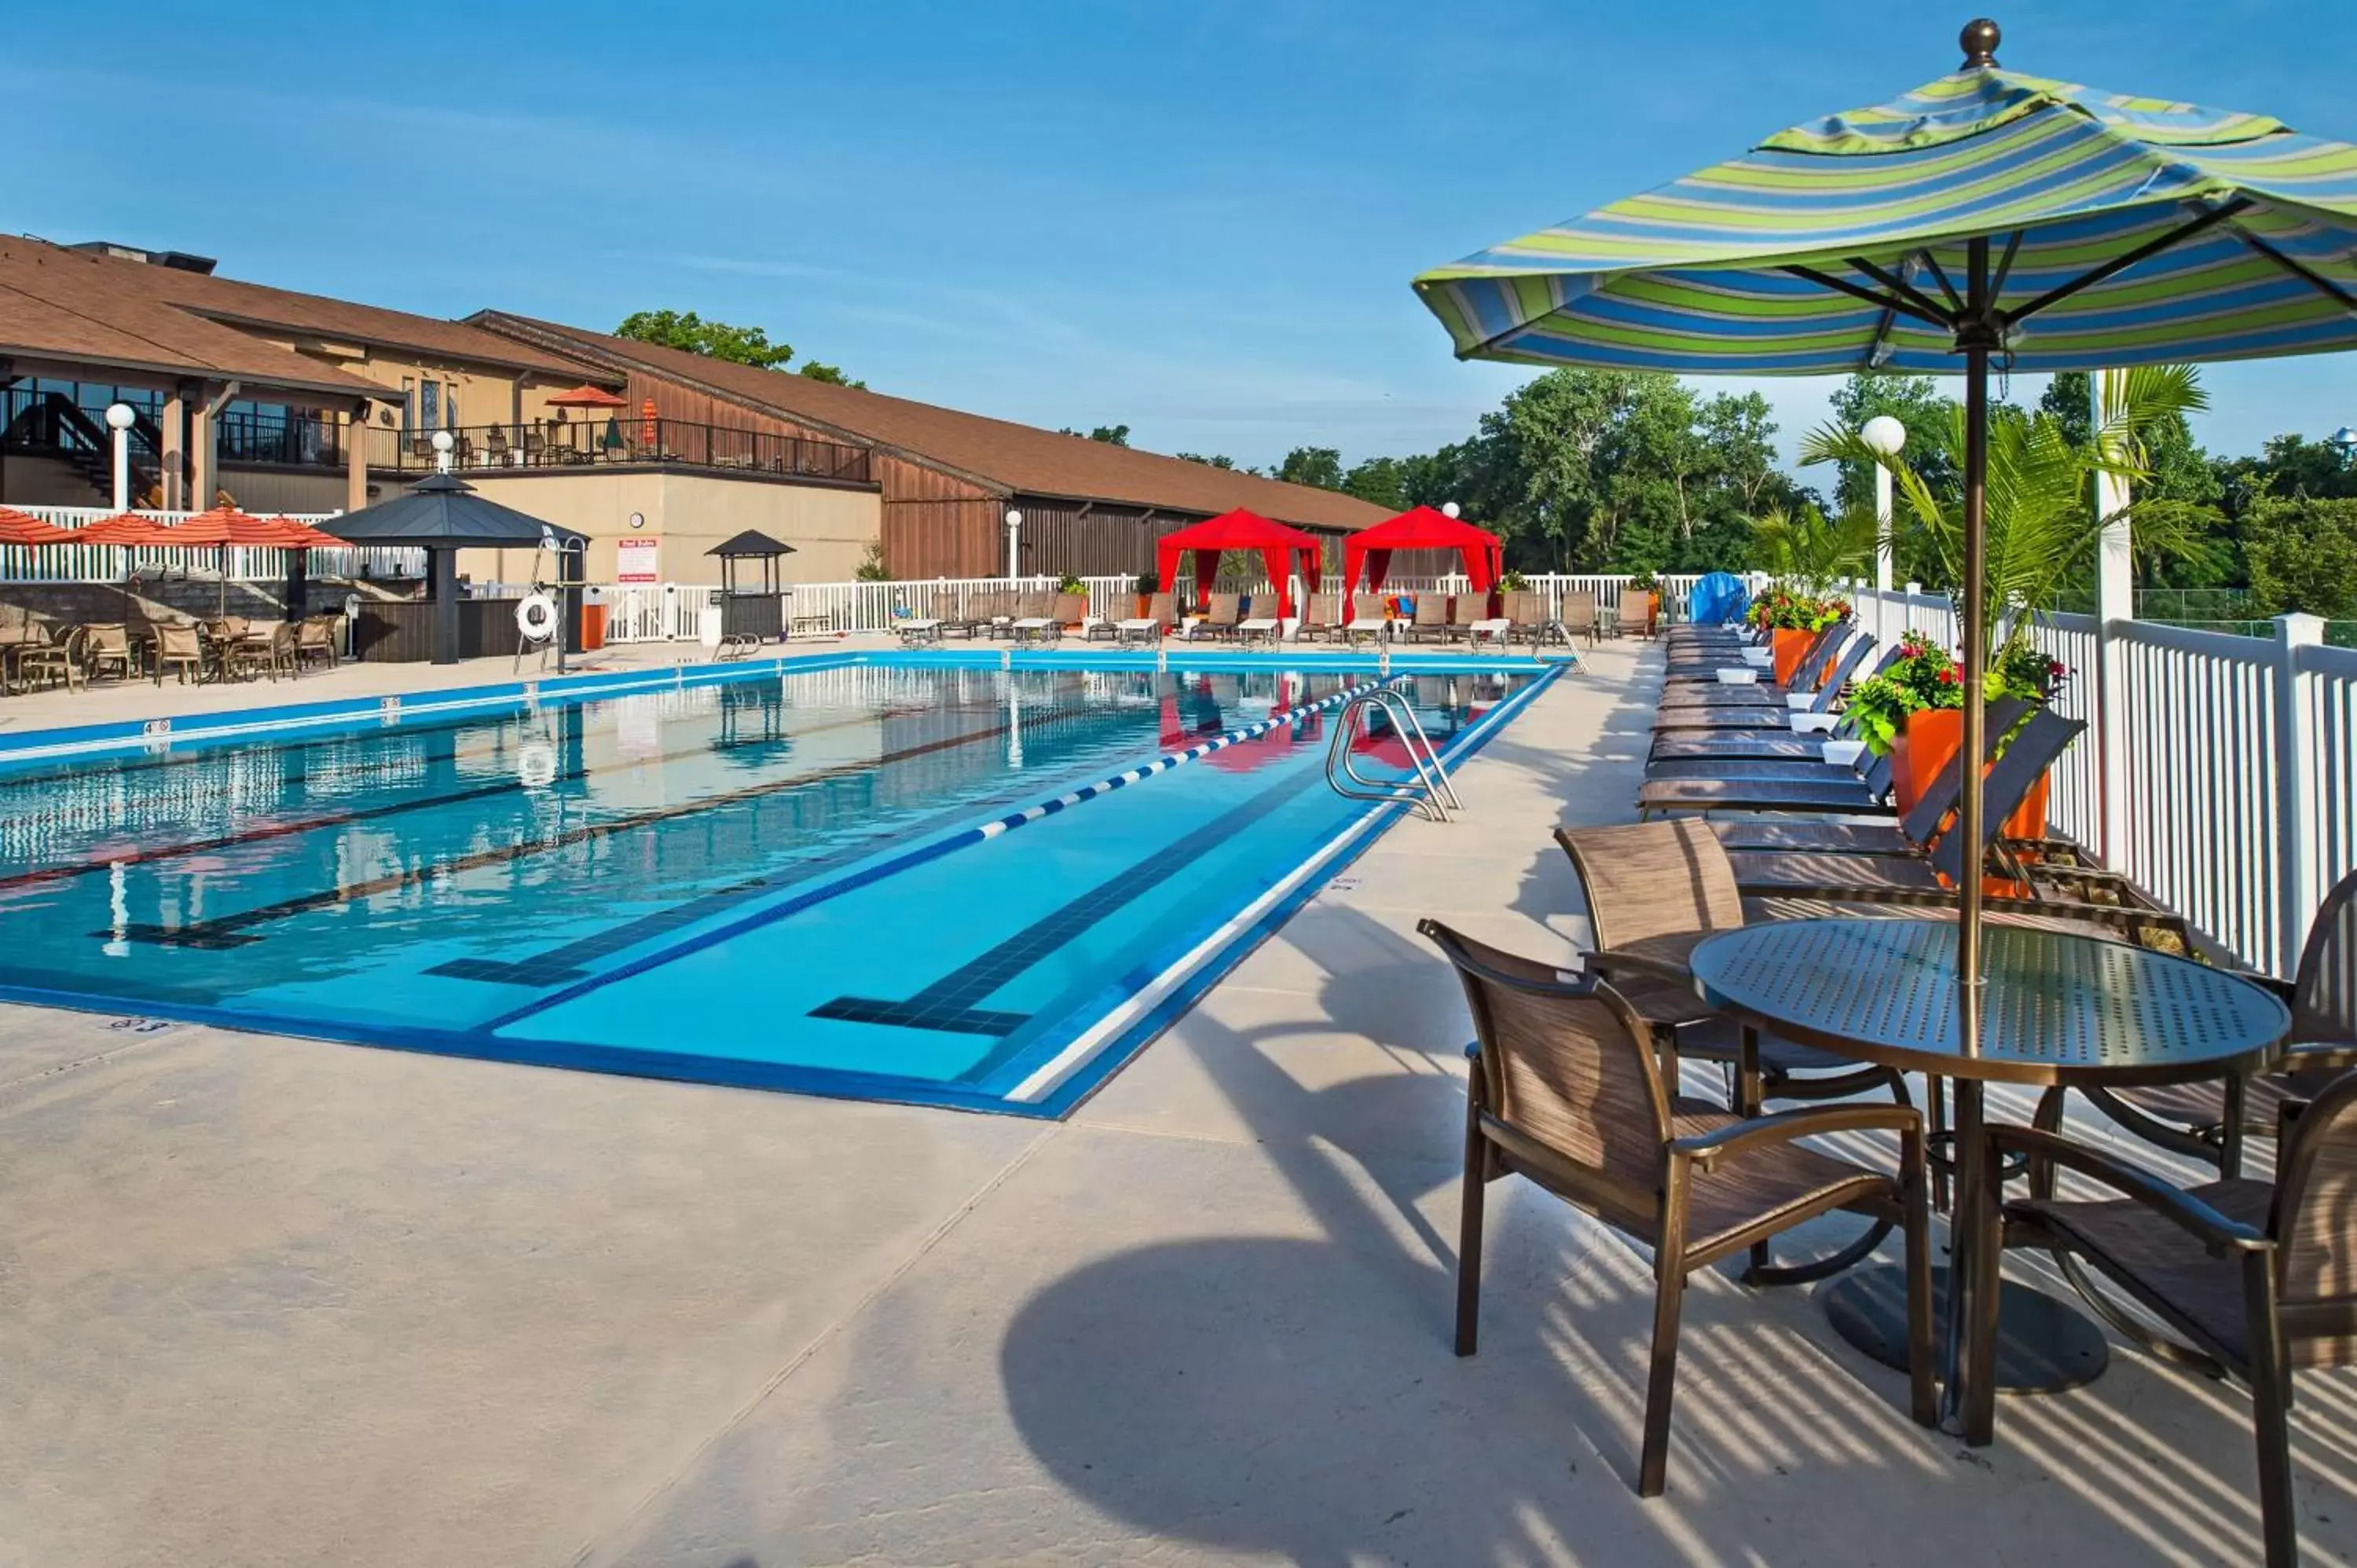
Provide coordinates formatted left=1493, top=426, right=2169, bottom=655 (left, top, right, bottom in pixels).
left=450, top=471, right=880, bottom=585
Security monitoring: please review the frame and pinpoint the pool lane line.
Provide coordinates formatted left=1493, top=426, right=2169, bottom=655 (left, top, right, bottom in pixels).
left=1003, top=662, right=1566, bottom=1107
left=470, top=676, right=1395, bottom=1037
left=811, top=765, right=1328, bottom=1038
left=98, top=696, right=1129, bottom=950
left=9, top=697, right=948, bottom=899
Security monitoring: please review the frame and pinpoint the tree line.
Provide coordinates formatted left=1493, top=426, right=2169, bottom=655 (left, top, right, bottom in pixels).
left=1160, top=369, right=2354, bottom=620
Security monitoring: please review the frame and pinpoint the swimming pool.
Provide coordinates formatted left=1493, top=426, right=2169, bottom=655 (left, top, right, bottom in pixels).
left=0, top=652, right=1559, bottom=1116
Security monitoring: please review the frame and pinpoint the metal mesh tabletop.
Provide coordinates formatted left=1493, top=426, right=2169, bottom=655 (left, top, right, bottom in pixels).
left=1689, top=918, right=2290, bottom=1086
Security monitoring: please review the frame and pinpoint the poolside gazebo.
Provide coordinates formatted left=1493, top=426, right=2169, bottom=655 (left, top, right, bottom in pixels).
left=1342, top=506, right=1504, bottom=622
left=319, top=474, right=586, bottom=664
left=1154, top=509, right=1323, bottom=617
left=706, top=529, right=797, bottom=642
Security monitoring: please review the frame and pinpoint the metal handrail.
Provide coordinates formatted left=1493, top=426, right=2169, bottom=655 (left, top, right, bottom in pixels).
left=1325, top=687, right=1461, bottom=822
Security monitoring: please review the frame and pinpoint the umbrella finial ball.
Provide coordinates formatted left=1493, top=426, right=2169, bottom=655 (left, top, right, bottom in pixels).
left=1959, top=17, right=2001, bottom=68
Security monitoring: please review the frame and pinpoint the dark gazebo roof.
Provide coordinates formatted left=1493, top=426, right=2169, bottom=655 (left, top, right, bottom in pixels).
left=706, top=529, right=798, bottom=559
left=320, top=473, right=586, bottom=548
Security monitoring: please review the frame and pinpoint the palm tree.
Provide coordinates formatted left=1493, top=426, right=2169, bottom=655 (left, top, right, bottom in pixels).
left=1745, top=501, right=1881, bottom=592
left=1799, top=365, right=2218, bottom=658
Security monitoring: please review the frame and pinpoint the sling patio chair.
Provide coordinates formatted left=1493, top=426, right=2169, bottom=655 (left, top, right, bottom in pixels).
left=1425, top=917, right=1933, bottom=1497
left=1115, top=592, right=1178, bottom=646
left=1500, top=589, right=1554, bottom=649
left=1648, top=648, right=1902, bottom=761
left=15, top=625, right=86, bottom=691
left=1560, top=591, right=1599, bottom=647
left=2030, top=867, right=2357, bottom=1179
left=1341, top=595, right=1390, bottom=647
left=1657, top=626, right=1849, bottom=705
left=1398, top=595, right=1451, bottom=643
left=296, top=614, right=341, bottom=669
left=1649, top=662, right=1872, bottom=734
left=1444, top=593, right=1487, bottom=642
left=1295, top=593, right=1344, bottom=642
left=981, top=589, right=1022, bottom=639
left=81, top=622, right=137, bottom=682
left=1636, top=748, right=1893, bottom=819
left=1186, top=593, right=1243, bottom=641
left=1555, top=816, right=1919, bottom=1284
left=151, top=621, right=205, bottom=685
left=1660, top=621, right=1805, bottom=674
left=930, top=591, right=983, bottom=639
left=1970, top=1068, right=2357, bottom=1568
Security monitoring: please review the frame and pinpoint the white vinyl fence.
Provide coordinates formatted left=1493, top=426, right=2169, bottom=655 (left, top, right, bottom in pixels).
left=1852, top=584, right=2355, bottom=977
left=0, top=505, right=424, bottom=583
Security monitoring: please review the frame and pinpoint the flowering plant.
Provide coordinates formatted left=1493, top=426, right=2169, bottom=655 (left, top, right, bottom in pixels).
left=1845, top=632, right=1964, bottom=754
left=1992, top=639, right=2070, bottom=702
left=1747, top=587, right=1852, bottom=633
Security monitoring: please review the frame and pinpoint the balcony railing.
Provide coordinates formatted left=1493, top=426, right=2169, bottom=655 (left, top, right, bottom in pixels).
left=365, top=419, right=872, bottom=485
left=215, top=410, right=347, bottom=470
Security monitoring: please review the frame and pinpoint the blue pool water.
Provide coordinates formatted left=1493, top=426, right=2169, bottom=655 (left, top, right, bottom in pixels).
left=0, top=654, right=1556, bottom=1115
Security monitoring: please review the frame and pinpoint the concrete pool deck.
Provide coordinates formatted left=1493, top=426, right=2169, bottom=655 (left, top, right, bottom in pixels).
left=1, top=639, right=2351, bottom=1565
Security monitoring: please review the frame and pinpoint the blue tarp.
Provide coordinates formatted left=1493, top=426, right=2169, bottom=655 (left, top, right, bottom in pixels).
left=1688, top=572, right=1749, bottom=625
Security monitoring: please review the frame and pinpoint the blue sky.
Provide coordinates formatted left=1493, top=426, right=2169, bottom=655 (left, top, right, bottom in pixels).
left=6, top=2, right=2352, bottom=475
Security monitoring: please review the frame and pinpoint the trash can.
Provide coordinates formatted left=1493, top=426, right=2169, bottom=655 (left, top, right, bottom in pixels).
left=581, top=585, right=607, bottom=650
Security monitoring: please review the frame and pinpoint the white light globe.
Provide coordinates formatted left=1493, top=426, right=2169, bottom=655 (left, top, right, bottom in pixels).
left=104, top=401, right=137, bottom=431
left=431, top=429, right=455, bottom=453
left=1004, top=509, right=1022, bottom=527
left=1440, top=501, right=1461, bottom=519
left=1859, top=416, right=1908, bottom=456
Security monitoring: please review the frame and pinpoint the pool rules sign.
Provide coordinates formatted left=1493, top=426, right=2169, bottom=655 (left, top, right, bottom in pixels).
left=615, top=536, right=660, bottom=584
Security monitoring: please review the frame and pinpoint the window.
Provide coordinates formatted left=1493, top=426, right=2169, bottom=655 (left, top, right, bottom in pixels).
left=400, top=377, right=416, bottom=436
left=420, top=379, right=441, bottom=433
left=445, top=381, right=458, bottom=430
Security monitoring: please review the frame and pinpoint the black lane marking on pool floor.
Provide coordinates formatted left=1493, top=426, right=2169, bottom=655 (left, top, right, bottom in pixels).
left=100, top=698, right=1128, bottom=951
left=811, top=763, right=1323, bottom=1038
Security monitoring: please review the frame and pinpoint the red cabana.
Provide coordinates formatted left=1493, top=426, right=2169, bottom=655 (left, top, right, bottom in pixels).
left=1154, top=508, right=1323, bottom=618
left=1342, top=507, right=1504, bottom=621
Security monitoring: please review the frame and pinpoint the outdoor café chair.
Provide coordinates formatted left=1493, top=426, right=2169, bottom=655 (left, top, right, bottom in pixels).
left=2036, top=867, right=2357, bottom=1178
left=13, top=624, right=82, bottom=691
left=264, top=621, right=301, bottom=679
left=1424, top=917, right=1933, bottom=1495
left=1974, top=1068, right=2357, bottom=1567
left=296, top=616, right=340, bottom=670
left=152, top=622, right=205, bottom=685
left=82, top=623, right=136, bottom=682
left=1560, top=591, right=1598, bottom=646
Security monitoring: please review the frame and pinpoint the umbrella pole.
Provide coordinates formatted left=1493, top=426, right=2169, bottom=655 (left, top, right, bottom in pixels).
left=1939, top=235, right=1996, bottom=1442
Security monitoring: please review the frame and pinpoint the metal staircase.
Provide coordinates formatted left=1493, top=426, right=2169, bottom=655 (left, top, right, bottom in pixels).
left=1325, top=687, right=1463, bottom=822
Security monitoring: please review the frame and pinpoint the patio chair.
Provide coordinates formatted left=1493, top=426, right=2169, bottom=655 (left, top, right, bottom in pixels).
left=1400, top=595, right=1450, bottom=643
left=1972, top=1068, right=2357, bottom=1567
left=1052, top=591, right=1087, bottom=629
left=484, top=425, right=512, bottom=464
left=1296, top=593, right=1343, bottom=642
left=1343, top=595, right=1390, bottom=647
left=1555, top=818, right=1915, bottom=1280
left=15, top=624, right=84, bottom=691
left=152, top=621, right=204, bottom=685
left=1445, top=594, right=1487, bottom=642
left=1499, top=589, right=1551, bottom=648
left=2033, top=867, right=2357, bottom=1178
left=895, top=615, right=945, bottom=647
left=82, top=623, right=136, bottom=683
left=1189, top=593, right=1242, bottom=641
left=1658, top=625, right=1846, bottom=703
left=1648, top=648, right=1903, bottom=762
left=1424, top=918, right=1932, bottom=1497
left=296, top=615, right=340, bottom=670
left=1560, top=592, right=1598, bottom=646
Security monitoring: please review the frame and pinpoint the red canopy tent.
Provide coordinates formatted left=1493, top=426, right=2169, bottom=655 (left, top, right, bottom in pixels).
left=1154, top=509, right=1323, bottom=618
left=1342, top=507, right=1504, bottom=621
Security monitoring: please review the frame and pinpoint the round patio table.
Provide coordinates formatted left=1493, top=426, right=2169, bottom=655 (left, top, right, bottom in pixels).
left=1689, top=916, right=2290, bottom=1437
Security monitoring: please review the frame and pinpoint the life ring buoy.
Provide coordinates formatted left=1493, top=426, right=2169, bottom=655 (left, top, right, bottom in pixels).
left=516, top=593, right=559, bottom=642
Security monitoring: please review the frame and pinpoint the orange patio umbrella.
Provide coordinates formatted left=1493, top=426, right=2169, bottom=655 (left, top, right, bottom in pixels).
left=0, top=507, right=69, bottom=548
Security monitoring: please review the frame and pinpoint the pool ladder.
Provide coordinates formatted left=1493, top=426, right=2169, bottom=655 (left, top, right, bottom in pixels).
left=1325, top=689, right=1462, bottom=822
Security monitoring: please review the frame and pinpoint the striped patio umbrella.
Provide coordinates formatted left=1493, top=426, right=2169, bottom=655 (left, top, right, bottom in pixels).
left=1412, top=17, right=2357, bottom=1081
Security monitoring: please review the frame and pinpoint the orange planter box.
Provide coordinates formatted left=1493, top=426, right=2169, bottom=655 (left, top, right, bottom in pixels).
left=1771, top=627, right=1815, bottom=687
left=1890, top=706, right=2052, bottom=888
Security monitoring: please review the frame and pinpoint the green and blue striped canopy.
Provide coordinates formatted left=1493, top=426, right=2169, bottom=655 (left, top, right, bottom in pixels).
left=1414, top=57, right=2357, bottom=375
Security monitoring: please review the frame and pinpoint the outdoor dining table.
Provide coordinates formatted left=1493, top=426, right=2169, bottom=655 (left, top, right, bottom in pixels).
left=1688, top=915, right=2291, bottom=1437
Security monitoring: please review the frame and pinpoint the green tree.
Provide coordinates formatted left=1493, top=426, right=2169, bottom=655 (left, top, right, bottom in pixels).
left=1340, top=456, right=1410, bottom=511
left=1061, top=424, right=1131, bottom=446
left=615, top=310, right=796, bottom=369
left=2244, top=496, right=2357, bottom=619
left=1271, top=445, right=1344, bottom=490
left=1747, top=502, right=1879, bottom=590
left=1804, top=364, right=2219, bottom=658
left=797, top=361, right=866, bottom=390
left=1176, top=452, right=1237, bottom=470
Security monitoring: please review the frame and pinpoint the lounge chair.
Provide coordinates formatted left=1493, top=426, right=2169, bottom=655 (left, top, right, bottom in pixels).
left=1343, top=595, right=1389, bottom=648
left=1500, top=590, right=1552, bottom=648
left=1424, top=917, right=1932, bottom=1497
left=1296, top=593, right=1343, bottom=642
left=931, top=591, right=981, bottom=639
left=1970, top=1070, right=2357, bottom=1567
left=1399, top=595, right=1450, bottom=643
left=1560, top=592, right=1598, bottom=646
left=1648, top=648, right=1902, bottom=761
left=152, top=621, right=204, bottom=685
left=1444, top=594, right=1486, bottom=643
left=1237, top=615, right=1282, bottom=648
left=1658, top=626, right=1847, bottom=704
left=1114, top=592, right=1178, bottom=646
left=1636, top=749, right=1893, bottom=818
left=1006, top=590, right=1059, bottom=643
left=895, top=615, right=945, bottom=647
left=1188, top=593, right=1242, bottom=641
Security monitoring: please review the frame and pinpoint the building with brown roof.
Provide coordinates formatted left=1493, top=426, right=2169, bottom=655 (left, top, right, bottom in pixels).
left=469, top=313, right=1390, bottom=579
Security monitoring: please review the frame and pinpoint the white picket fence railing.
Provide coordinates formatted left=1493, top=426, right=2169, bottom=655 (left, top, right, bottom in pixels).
left=0, top=505, right=424, bottom=584
left=1849, top=584, right=2356, bottom=977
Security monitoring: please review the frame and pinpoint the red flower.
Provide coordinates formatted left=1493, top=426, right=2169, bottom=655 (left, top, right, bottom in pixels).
left=1937, top=667, right=1961, bottom=684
